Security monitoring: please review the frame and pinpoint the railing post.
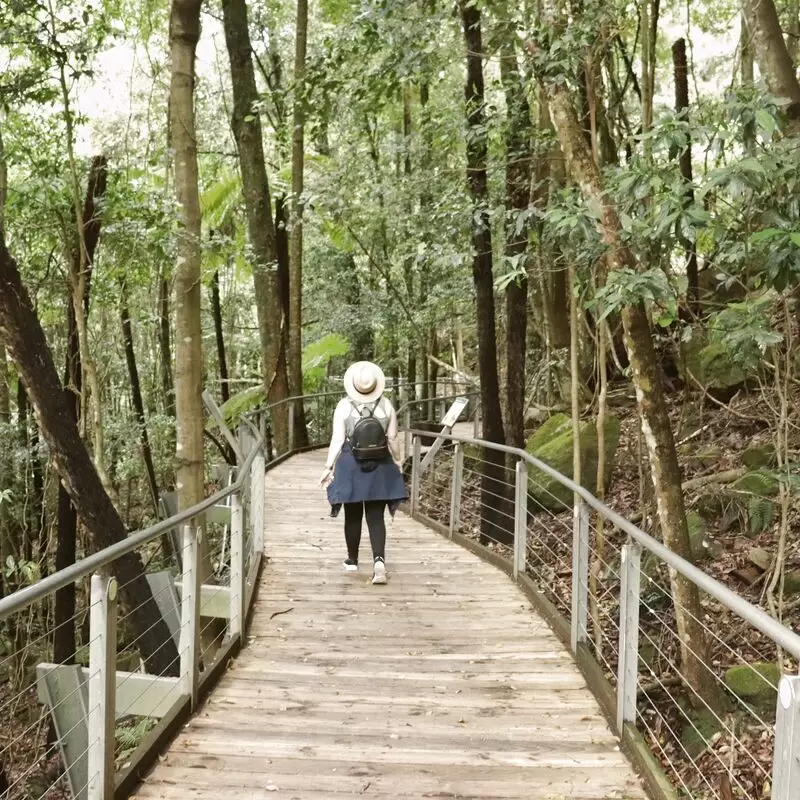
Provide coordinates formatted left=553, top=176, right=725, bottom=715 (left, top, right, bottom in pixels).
left=570, top=498, right=589, bottom=651
left=513, top=460, right=527, bottom=579
left=473, top=399, right=480, bottom=439
left=772, top=674, right=800, bottom=799
left=229, top=492, right=245, bottom=641
left=410, top=436, right=421, bottom=516
left=449, top=444, right=464, bottom=539
left=288, top=398, right=295, bottom=453
left=87, top=571, right=117, bottom=800
left=404, top=406, right=412, bottom=463
left=179, top=522, right=201, bottom=709
left=616, top=538, right=642, bottom=732
left=251, top=450, right=265, bottom=555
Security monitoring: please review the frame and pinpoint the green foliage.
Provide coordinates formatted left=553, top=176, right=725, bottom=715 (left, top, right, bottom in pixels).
left=747, top=497, right=775, bottom=536
left=303, top=333, right=350, bottom=391
left=594, top=268, right=677, bottom=326
left=3, top=555, right=40, bottom=585
left=216, top=386, right=266, bottom=431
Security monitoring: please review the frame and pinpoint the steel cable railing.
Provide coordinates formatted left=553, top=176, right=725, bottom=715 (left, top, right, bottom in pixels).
left=407, top=427, right=800, bottom=800
left=0, top=406, right=275, bottom=800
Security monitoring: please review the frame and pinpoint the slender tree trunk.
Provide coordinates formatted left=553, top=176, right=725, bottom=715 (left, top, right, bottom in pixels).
left=54, top=155, right=107, bottom=666
left=170, top=0, right=205, bottom=520
left=158, top=273, right=175, bottom=417
left=542, top=80, right=720, bottom=710
left=741, top=13, right=757, bottom=154
left=745, top=0, right=800, bottom=127
left=289, top=0, right=308, bottom=396
left=222, top=0, right=289, bottom=450
left=289, top=0, right=310, bottom=446
left=211, top=270, right=230, bottom=405
left=459, top=0, right=510, bottom=546
left=402, top=86, right=417, bottom=399
left=0, top=341, right=11, bottom=595
left=500, top=39, right=531, bottom=451
left=672, top=39, right=699, bottom=312
left=120, top=281, right=160, bottom=517
left=0, top=241, right=178, bottom=675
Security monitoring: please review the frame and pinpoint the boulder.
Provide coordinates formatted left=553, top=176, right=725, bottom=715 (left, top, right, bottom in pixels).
left=724, top=662, right=781, bottom=711
left=525, top=413, right=621, bottom=512
left=680, top=708, right=724, bottom=758
left=741, top=443, right=776, bottom=470
left=686, top=511, right=709, bottom=560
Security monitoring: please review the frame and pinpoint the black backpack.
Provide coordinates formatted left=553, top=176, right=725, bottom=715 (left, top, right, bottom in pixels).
left=349, top=400, right=389, bottom=461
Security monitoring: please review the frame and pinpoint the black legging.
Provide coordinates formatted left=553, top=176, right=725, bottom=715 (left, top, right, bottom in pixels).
left=344, top=501, right=386, bottom=562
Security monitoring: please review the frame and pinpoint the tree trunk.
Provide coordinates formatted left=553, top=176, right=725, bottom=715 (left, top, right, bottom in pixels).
left=0, top=241, right=178, bottom=675
left=0, top=341, right=11, bottom=596
left=402, top=86, right=417, bottom=400
left=542, top=80, right=720, bottom=710
left=500, top=38, right=532, bottom=451
left=459, top=0, right=510, bottom=547
left=54, top=155, right=107, bottom=666
left=120, top=281, right=160, bottom=518
left=672, top=39, right=699, bottom=312
left=741, top=13, right=757, bottom=154
left=745, top=0, right=800, bottom=126
left=222, top=0, right=289, bottom=450
left=289, top=0, right=308, bottom=399
left=158, top=273, right=175, bottom=417
left=210, top=270, right=230, bottom=404
left=170, top=0, right=205, bottom=522
left=289, top=0, right=310, bottom=447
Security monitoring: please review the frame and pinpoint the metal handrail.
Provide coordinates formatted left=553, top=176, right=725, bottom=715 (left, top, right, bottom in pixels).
left=0, top=433, right=264, bottom=620
left=408, top=426, right=800, bottom=659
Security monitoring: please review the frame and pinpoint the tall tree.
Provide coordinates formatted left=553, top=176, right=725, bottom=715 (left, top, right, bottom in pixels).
left=169, top=0, right=205, bottom=520
left=0, top=240, right=177, bottom=675
left=500, top=36, right=532, bottom=451
left=120, top=279, right=160, bottom=517
left=745, top=0, right=800, bottom=128
left=458, top=0, right=510, bottom=546
left=289, top=0, right=309, bottom=405
left=540, top=78, right=720, bottom=710
left=222, top=0, right=290, bottom=450
left=55, top=154, right=107, bottom=666
left=672, top=39, right=699, bottom=311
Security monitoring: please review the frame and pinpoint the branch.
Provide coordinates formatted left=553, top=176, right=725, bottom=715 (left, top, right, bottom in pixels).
left=344, top=224, right=421, bottom=334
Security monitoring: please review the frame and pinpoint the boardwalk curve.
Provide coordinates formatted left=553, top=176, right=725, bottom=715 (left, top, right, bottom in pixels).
left=135, top=451, right=645, bottom=799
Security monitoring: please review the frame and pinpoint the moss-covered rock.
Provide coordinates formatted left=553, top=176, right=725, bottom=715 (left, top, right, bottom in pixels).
left=682, top=444, right=723, bottom=469
left=741, top=444, right=776, bottom=470
left=527, top=413, right=572, bottom=452
left=724, top=662, right=781, bottom=707
left=525, top=414, right=621, bottom=511
left=681, top=328, right=752, bottom=390
left=680, top=709, right=724, bottom=758
left=686, top=511, right=709, bottom=561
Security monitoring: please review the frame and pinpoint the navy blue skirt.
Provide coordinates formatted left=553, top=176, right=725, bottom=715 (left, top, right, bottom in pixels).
left=327, top=445, right=407, bottom=507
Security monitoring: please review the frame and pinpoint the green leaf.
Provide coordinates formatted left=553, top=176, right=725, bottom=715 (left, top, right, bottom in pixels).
left=755, top=109, right=776, bottom=135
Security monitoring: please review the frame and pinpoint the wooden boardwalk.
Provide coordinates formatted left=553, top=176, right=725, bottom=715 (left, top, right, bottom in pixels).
left=135, top=451, right=646, bottom=799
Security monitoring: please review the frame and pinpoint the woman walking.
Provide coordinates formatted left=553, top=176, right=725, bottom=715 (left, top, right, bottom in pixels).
left=320, top=361, right=407, bottom=584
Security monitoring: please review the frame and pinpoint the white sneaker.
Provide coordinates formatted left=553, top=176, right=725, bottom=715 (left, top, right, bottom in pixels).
left=343, top=559, right=358, bottom=572
left=372, top=558, right=387, bottom=585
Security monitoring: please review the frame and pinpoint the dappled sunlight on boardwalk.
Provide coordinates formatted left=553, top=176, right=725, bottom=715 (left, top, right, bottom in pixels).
left=135, top=451, right=645, bottom=799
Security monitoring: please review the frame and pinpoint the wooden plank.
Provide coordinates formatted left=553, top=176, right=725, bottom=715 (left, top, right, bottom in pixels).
left=137, top=450, right=646, bottom=799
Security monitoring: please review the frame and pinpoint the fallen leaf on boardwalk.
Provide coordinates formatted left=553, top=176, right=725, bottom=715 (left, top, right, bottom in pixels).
left=265, top=781, right=279, bottom=791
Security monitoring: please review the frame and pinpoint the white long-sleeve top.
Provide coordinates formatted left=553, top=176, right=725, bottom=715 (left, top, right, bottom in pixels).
left=325, top=397, right=401, bottom=469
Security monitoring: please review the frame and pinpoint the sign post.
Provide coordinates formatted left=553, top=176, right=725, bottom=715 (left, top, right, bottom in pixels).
left=418, top=396, right=469, bottom=475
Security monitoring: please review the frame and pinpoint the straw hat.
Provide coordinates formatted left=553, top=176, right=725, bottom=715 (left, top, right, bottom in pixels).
left=343, top=361, right=385, bottom=404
